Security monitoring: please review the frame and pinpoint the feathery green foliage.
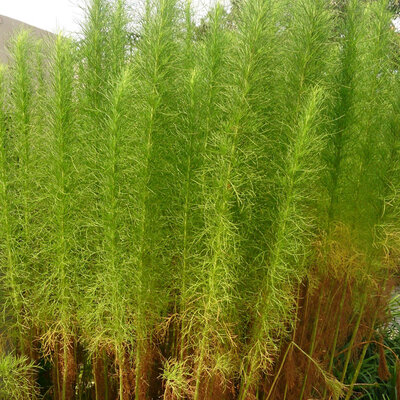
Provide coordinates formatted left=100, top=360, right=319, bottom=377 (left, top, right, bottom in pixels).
left=5, top=30, right=39, bottom=354
left=129, top=0, right=182, bottom=395
left=0, top=0, right=399, bottom=399
left=238, top=0, right=334, bottom=396
left=0, top=353, right=39, bottom=400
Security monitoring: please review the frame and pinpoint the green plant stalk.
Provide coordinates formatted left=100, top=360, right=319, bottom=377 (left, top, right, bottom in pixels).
left=340, top=290, right=367, bottom=384
left=241, top=0, right=333, bottom=394
left=334, top=0, right=394, bottom=244
left=321, top=5, right=379, bottom=393
left=117, top=346, right=125, bottom=400
left=76, top=5, right=124, bottom=355
left=77, top=1, right=132, bottom=393
left=103, top=349, right=109, bottom=400
left=299, top=294, right=322, bottom=400
left=62, top=337, right=68, bottom=400
left=47, top=34, right=76, bottom=400
left=330, top=1, right=393, bottom=397
left=177, top=0, right=196, bottom=363
left=101, top=66, right=131, bottom=398
left=322, top=276, right=348, bottom=399
left=327, top=0, right=359, bottom=222
left=176, top=6, right=230, bottom=397
left=133, top=94, right=153, bottom=399
left=179, top=0, right=227, bottom=369
left=343, top=310, right=378, bottom=400
left=282, top=284, right=301, bottom=397
left=283, top=384, right=288, bottom=400
left=265, top=343, right=293, bottom=400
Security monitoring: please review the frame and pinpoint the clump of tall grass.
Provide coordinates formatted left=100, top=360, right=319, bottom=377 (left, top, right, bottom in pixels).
left=0, top=0, right=400, bottom=399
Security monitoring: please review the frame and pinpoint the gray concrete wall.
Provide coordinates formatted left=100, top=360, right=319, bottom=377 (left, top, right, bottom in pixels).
left=0, top=15, right=52, bottom=64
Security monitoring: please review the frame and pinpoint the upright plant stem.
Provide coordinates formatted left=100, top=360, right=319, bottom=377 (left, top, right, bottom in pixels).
left=178, top=7, right=197, bottom=356
left=178, top=4, right=229, bottom=382
left=103, top=350, right=109, bottom=400
left=340, top=291, right=367, bottom=384
left=117, top=347, right=125, bottom=400
left=299, top=295, right=322, bottom=400
left=322, top=276, right=348, bottom=399
left=62, top=338, right=68, bottom=400
left=281, top=284, right=301, bottom=397
left=343, top=310, right=378, bottom=400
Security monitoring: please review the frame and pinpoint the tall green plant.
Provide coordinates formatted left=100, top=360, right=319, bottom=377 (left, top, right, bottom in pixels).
left=334, top=0, right=396, bottom=387
left=171, top=0, right=201, bottom=361
left=35, top=34, right=78, bottom=400
left=85, top=67, right=133, bottom=400
left=76, top=1, right=128, bottom=324
left=189, top=0, right=288, bottom=397
left=129, top=0, right=181, bottom=396
left=238, top=0, right=334, bottom=397
left=163, top=5, right=242, bottom=397
left=239, top=87, right=328, bottom=399
left=333, top=0, right=395, bottom=251
left=76, top=1, right=133, bottom=398
left=0, top=64, right=23, bottom=351
left=6, top=31, right=39, bottom=355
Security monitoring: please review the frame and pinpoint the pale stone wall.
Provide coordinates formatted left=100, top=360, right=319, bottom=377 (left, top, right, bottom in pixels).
left=0, top=15, right=52, bottom=64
